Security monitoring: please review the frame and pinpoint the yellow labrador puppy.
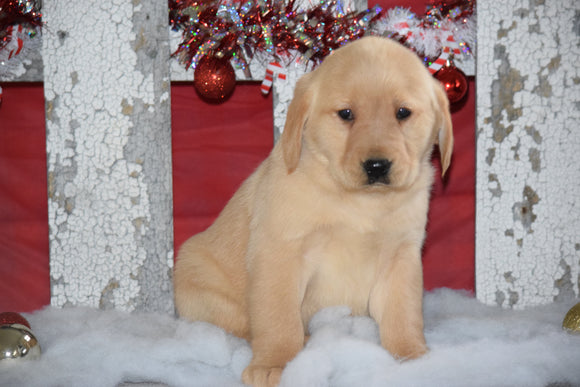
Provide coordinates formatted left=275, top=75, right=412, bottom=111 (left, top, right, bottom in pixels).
left=174, top=36, right=453, bottom=387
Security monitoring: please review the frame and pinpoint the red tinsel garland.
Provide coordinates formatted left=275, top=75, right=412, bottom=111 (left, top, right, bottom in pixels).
left=169, top=0, right=475, bottom=73
left=169, top=0, right=384, bottom=71
left=169, top=1, right=475, bottom=104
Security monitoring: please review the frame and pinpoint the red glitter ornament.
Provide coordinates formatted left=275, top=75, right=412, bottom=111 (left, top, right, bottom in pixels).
left=0, top=312, right=31, bottom=328
left=193, top=56, right=236, bottom=103
left=434, top=64, right=468, bottom=105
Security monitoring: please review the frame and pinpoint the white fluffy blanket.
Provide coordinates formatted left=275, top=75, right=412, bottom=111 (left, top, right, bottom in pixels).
left=2, top=289, right=580, bottom=387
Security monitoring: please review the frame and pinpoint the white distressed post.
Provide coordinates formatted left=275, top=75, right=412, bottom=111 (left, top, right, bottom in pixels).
left=43, top=1, right=174, bottom=312
left=476, top=0, right=580, bottom=307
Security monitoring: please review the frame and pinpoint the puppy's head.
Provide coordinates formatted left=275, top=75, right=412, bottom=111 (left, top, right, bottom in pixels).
left=281, top=36, right=453, bottom=191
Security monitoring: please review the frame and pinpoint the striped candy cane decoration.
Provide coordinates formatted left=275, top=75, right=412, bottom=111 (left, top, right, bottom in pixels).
left=4, top=25, right=25, bottom=60
left=428, top=30, right=461, bottom=74
left=0, top=25, right=25, bottom=108
left=394, top=21, right=413, bottom=41
left=261, top=62, right=287, bottom=95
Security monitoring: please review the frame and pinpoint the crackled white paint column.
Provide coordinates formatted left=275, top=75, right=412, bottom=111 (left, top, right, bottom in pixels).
left=476, top=0, right=580, bottom=307
left=43, top=1, right=174, bottom=312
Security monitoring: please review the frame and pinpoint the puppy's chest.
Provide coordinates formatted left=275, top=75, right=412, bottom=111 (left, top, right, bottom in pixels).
left=300, top=225, right=394, bottom=321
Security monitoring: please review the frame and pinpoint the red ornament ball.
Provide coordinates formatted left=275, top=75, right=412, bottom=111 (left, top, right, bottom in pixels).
left=193, top=56, right=236, bottom=103
left=0, top=312, right=31, bottom=329
left=434, top=65, right=468, bottom=105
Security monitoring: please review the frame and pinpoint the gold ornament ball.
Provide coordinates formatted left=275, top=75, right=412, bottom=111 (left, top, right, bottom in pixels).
left=0, top=324, right=41, bottom=362
left=0, top=311, right=41, bottom=362
left=562, top=302, right=580, bottom=334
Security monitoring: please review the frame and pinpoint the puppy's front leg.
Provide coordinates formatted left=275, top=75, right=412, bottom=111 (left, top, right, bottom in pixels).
left=242, top=247, right=306, bottom=387
left=369, top=244, right=428, bottom=361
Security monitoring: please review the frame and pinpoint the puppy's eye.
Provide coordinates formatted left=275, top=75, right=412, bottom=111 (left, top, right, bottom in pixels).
left=337, top=109, right=354, bottom=121
left=396, top=107, right=412, bottom=120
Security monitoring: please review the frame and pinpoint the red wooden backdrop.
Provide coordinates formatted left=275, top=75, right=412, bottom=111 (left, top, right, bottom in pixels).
left=0, top=0, right=474, bottom=313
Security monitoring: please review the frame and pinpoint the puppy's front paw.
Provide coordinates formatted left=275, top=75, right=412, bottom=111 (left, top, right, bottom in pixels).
left=393, top=341, right=428, bottom=361
left=242, top=364, right=282, bottom=387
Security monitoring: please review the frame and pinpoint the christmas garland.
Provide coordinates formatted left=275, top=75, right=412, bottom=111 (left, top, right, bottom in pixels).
left=371, top=4, right=475, bottom=73
left=170, top=0, right=475, bottom=70
left=169, top=0, right=384, bottom=72
left=169, top=0, right=476, bottom=102
left=0, top=1, right=475, bottom=105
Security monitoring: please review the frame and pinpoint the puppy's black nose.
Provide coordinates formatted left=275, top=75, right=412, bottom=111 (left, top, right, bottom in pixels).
left=363, top=159, right=391, bottom=185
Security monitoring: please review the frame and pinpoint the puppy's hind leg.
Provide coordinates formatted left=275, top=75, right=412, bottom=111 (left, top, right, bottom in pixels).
left=174, top=250, right=250, bottom=340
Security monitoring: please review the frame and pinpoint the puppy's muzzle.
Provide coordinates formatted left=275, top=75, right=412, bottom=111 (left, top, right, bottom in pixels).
left=363, top=158, right=391, bottom=185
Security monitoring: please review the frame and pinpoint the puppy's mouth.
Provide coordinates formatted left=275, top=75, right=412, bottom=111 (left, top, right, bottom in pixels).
left=362, top=159, right=391, bottom=186
left=366, top=176, right=390, bottom=185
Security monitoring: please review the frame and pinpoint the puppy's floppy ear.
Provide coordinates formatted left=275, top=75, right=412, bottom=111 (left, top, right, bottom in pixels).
left=281, top=74, right=313, bottom=173
left=432, top=79, right=454, bottom=176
